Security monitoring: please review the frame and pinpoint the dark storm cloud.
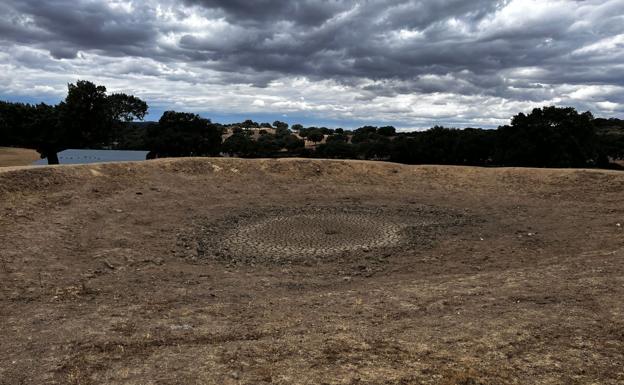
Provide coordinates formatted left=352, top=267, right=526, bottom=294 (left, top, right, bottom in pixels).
left=0, top=0, right=623, bottom=125
left=0, top=0, right=159, bottom=58
left=182, top=0, right=353, bottom=25
left=170, top=0, right=624, bottom=94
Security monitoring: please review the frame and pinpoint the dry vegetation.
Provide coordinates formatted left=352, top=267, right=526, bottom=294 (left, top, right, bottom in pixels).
left=1, top=158, right=623, bottom=384
left=0, top=147, right=40, bottom=167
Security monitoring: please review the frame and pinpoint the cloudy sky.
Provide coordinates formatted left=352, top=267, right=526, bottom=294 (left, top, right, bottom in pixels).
left=0, top=0, right=623, bottom=129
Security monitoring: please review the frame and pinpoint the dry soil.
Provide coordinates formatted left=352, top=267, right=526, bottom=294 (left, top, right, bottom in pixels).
left=1, top=158, right=623, bottom=385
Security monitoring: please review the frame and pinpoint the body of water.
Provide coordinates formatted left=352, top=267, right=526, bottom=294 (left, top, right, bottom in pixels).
left=34, top=149, right=149, bottom=165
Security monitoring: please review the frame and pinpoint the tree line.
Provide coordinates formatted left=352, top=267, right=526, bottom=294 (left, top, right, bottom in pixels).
left=0, top=81, right=147, bottom=164
left=1, top=80, right=623, bottom=168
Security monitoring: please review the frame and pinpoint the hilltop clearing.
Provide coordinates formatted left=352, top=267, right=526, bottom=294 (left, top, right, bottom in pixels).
left=1, top=158, right=623, bottom=384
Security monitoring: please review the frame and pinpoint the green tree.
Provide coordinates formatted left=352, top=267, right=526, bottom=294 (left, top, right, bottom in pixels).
left=316, top=141, right=356, bottom=159
left=326, top=133, right=349, bottom=143
left=256, top=133, right=281, bottom=156
left=282, top=134, right=304, bottom=151
left=595, top=118, right=624, bottom=161
left=275, top=125, right=291, bottom=138
left=0, top=101, right=40, bottom=147
left=30, top=104, right=60, bottom=163
left=108, top=93, right=148, bottom=123
left=31, top=80, right=148, bottom=164
left=273, top=120, right=289, bottom=130
left=241, top=119, right=259, bottom=128
left=147, top=111, right=222, bottom=158
left=107, top=93, right=148, bottom=149
left=49, top=81, right=111, bottom=163
left=222, top=132, right=257, bottom=157
left=495, top=106, right=600, bottom=167
left=377, top=126, right=396, bottom=136
left=306, top=129, right=325, bottom=144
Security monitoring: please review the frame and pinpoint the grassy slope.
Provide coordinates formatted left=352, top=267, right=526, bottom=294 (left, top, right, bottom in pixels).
left=0, top=147, right=40, bottom=167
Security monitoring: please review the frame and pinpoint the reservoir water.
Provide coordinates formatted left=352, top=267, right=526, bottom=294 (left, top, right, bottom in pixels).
left=34, top=149, right=149, bottom=165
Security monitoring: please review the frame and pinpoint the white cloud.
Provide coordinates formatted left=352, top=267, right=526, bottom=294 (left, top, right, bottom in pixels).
left=573, top=34, right=624, bottom=55
left=596, top=101, right=620, bottom=111
left=0, top=0, right=622, bottom=128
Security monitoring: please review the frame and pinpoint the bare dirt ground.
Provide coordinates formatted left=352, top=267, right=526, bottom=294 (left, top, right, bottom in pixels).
left=1, top=158, right=623, bottom=385
left=0, top=147, right=40, bottom=167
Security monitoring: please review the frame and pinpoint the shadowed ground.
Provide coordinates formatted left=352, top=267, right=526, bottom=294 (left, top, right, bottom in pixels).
left=1, top=158, right=623, bottom=384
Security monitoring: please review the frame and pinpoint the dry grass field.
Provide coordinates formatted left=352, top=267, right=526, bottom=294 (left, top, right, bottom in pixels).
left=1, top=158, right=623, bottom=384
left=0, top=147, right=40, bottom=167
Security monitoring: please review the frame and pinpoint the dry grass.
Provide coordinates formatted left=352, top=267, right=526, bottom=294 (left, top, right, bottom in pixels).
left=0, top=147, right=40, bottom=167
left=1, top=158, right=624, bottom=384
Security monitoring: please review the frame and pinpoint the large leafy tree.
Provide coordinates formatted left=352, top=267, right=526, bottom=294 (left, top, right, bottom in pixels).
left=108, top=93, right=148, bottom=123
left=273, top=120, right=289, bottom=130
left=147, top=111, right=222, bottom=158
left=495, top=106, right=601, bottom=167
left=595, top=118, right=624, bottom=161
left=107, top=93, right=148, bottom=147
left=282, top=134, right=305, bottom=151
left=222, top=132, right=257, bottom=157
left=42, top=81, right=110, bottom=164
left=377, top=126, right=396, bottom=136
left=316, top=140, right=357, bottom=159
left=30, top=104, right=60, bottom=163
left=0, top=101, right=35, bottom=147
left=31, top=80, right=148, bottom=164
left=306, top=129, right=325, bottom=144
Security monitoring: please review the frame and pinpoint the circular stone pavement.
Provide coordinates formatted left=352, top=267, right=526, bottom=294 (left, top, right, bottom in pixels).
left=195, top=205, right=465, bottom=265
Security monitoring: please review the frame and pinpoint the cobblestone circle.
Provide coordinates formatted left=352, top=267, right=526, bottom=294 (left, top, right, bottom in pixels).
left=196, top=205, right=464, bottom=265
